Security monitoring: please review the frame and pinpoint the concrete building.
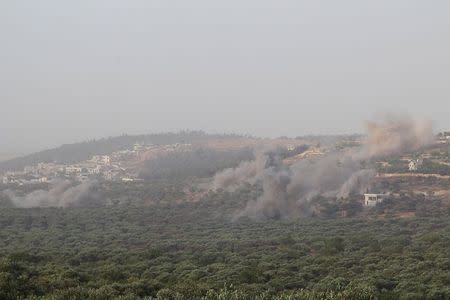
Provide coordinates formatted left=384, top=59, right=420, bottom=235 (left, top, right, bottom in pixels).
left=91, top=155, right=111, bottom=165
left=121, top=177, right=135, bottom=182
left=408, top=159, right=423, bottom=172
left=364, top=194, right=385, bottom=207
left=88, top=166, right=101, bottom=175
left=77, top=174, right=90, bottom=181
left=65, top=166, right=83, bottom=175
left=133, top=143, right=144, bottom=152
left=101, top=155, right=111, bottom=165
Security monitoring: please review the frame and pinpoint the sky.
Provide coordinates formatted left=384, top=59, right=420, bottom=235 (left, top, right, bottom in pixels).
left=1, top=1, right=450, bottom=153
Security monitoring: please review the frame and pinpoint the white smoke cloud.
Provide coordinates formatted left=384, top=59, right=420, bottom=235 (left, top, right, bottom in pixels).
left=4, top=180, right=102, bottom=208
left=360, top=114, right=434, bottom=159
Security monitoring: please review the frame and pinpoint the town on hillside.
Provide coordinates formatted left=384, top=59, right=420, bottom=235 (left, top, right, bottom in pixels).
left=1, top=143, right=192, bottom=185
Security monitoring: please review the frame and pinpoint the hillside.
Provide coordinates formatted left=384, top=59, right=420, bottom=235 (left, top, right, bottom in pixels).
left=0, top=131, right=252, bottom=174
left=0, top=133, right=449, bottom=299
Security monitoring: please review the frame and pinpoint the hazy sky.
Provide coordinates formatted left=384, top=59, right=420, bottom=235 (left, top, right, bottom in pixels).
left=1, top=1, right=450, bottom=152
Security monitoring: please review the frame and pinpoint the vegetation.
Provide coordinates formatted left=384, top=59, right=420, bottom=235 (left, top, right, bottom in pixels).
left=420, top=159, right=450, bottom=176
left=0, top=183, right=448, bottom=299
left=140, top=148, right=254, bottom=182
left=377, top=158, right=450, bottom=176
left=1, top=139, right=449, bottom=299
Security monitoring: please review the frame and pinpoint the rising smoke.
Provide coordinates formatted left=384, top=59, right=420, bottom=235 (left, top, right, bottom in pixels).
left=4, top=180, right=103, bottom=208
left=212, top=114, right=434, bottom=220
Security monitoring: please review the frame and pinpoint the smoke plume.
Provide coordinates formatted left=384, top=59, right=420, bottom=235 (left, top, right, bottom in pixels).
left=212, top=114, right=434, bottom=220
left=360, top=114, right=433, bottom=159
left=4, top=180, right=102, bottom=208
left=211, top=149, right=270, bottom=191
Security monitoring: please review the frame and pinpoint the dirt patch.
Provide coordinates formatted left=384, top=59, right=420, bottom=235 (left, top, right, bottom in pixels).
left=396, top=211, right=416, bottom=219
left=379, top=173, right=450, bottom=179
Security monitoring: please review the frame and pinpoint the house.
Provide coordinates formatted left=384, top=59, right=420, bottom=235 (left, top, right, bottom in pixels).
left=408, top=159, right=423, bottom=172
left=121, top=177, right=135, bottom=182
left=65, top=166, right=83, bottom=175
left=91, top=155, right=111, bottom=165
left=287, top=145, right=296, bottom=151
left=437, top=132, right=450, bottom=142
left=77, top=173, right=90, bottom=181
left=364, top=194, right=385, bottom=207
left=408, top=161, right=418, bottom=172
left=133, top=143, right=144, bottom=152
left=101, top=155, right=111, bottom=165
left=88, top=166, right=101, bottom=175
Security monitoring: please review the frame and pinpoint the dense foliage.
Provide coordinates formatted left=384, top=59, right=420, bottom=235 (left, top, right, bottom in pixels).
left=0, top=187, right=448, bottom=299
left=140, top=148, right=254, bottom=182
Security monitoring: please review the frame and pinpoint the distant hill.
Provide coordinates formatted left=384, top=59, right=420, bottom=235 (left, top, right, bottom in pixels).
left=0, top=131, right=251, bottom=173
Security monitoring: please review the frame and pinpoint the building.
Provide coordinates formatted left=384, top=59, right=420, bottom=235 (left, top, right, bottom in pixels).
left=88, top=166, right=101, bottom=175
left=287, top=145, right=296, bottom=151
left=77, top=174, right=90, bottom=181
left=91, top=155, right=111, bottom=165
left=121, top=177, right=135, bottom=182
left=364, top=194, right=385, bottom=207
left=65, top=166, right=83, bottom=175
left=133, top=143, right=145, bottom=152
left=408, top=161, right=418, bottom=172
left=101, top=155, right=111, bottom=165
left=408, top=159, right=423, bottom=172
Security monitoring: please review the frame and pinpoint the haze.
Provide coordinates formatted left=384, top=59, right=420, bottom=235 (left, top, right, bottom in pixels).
left=1, top=1, right=450, bottom=153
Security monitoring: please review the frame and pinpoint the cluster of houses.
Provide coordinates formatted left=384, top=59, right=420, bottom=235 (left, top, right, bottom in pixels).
left=2, top=143, right=196, bottom=186
left=2, top=157, right=132, bottom=185
left=1, top=143, right=157, bottom=186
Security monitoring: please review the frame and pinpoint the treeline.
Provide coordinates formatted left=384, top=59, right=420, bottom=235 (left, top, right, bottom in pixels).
left=0, top=197, right=448, bottom=299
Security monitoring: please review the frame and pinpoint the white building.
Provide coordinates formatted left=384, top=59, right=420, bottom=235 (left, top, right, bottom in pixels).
left=77, top=174, right=90, bottom=181
left=88, top=166, right=101, bottom=175
left=287, top=145, right=296, bottom=151
left=65, top=166, right=83, bottom=175
left=91, top=155, right=111, bottom=165
left=364, top=194, right=385, bottom=207
left=101, top=155, right=111, bottom=165
left=408, top=159, right=423, bottom=172
left=121, top=177, right=135, bottom=182
left=24, top=165, right=37, bottom=174
left=133, top=143, right=144, bottom=152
